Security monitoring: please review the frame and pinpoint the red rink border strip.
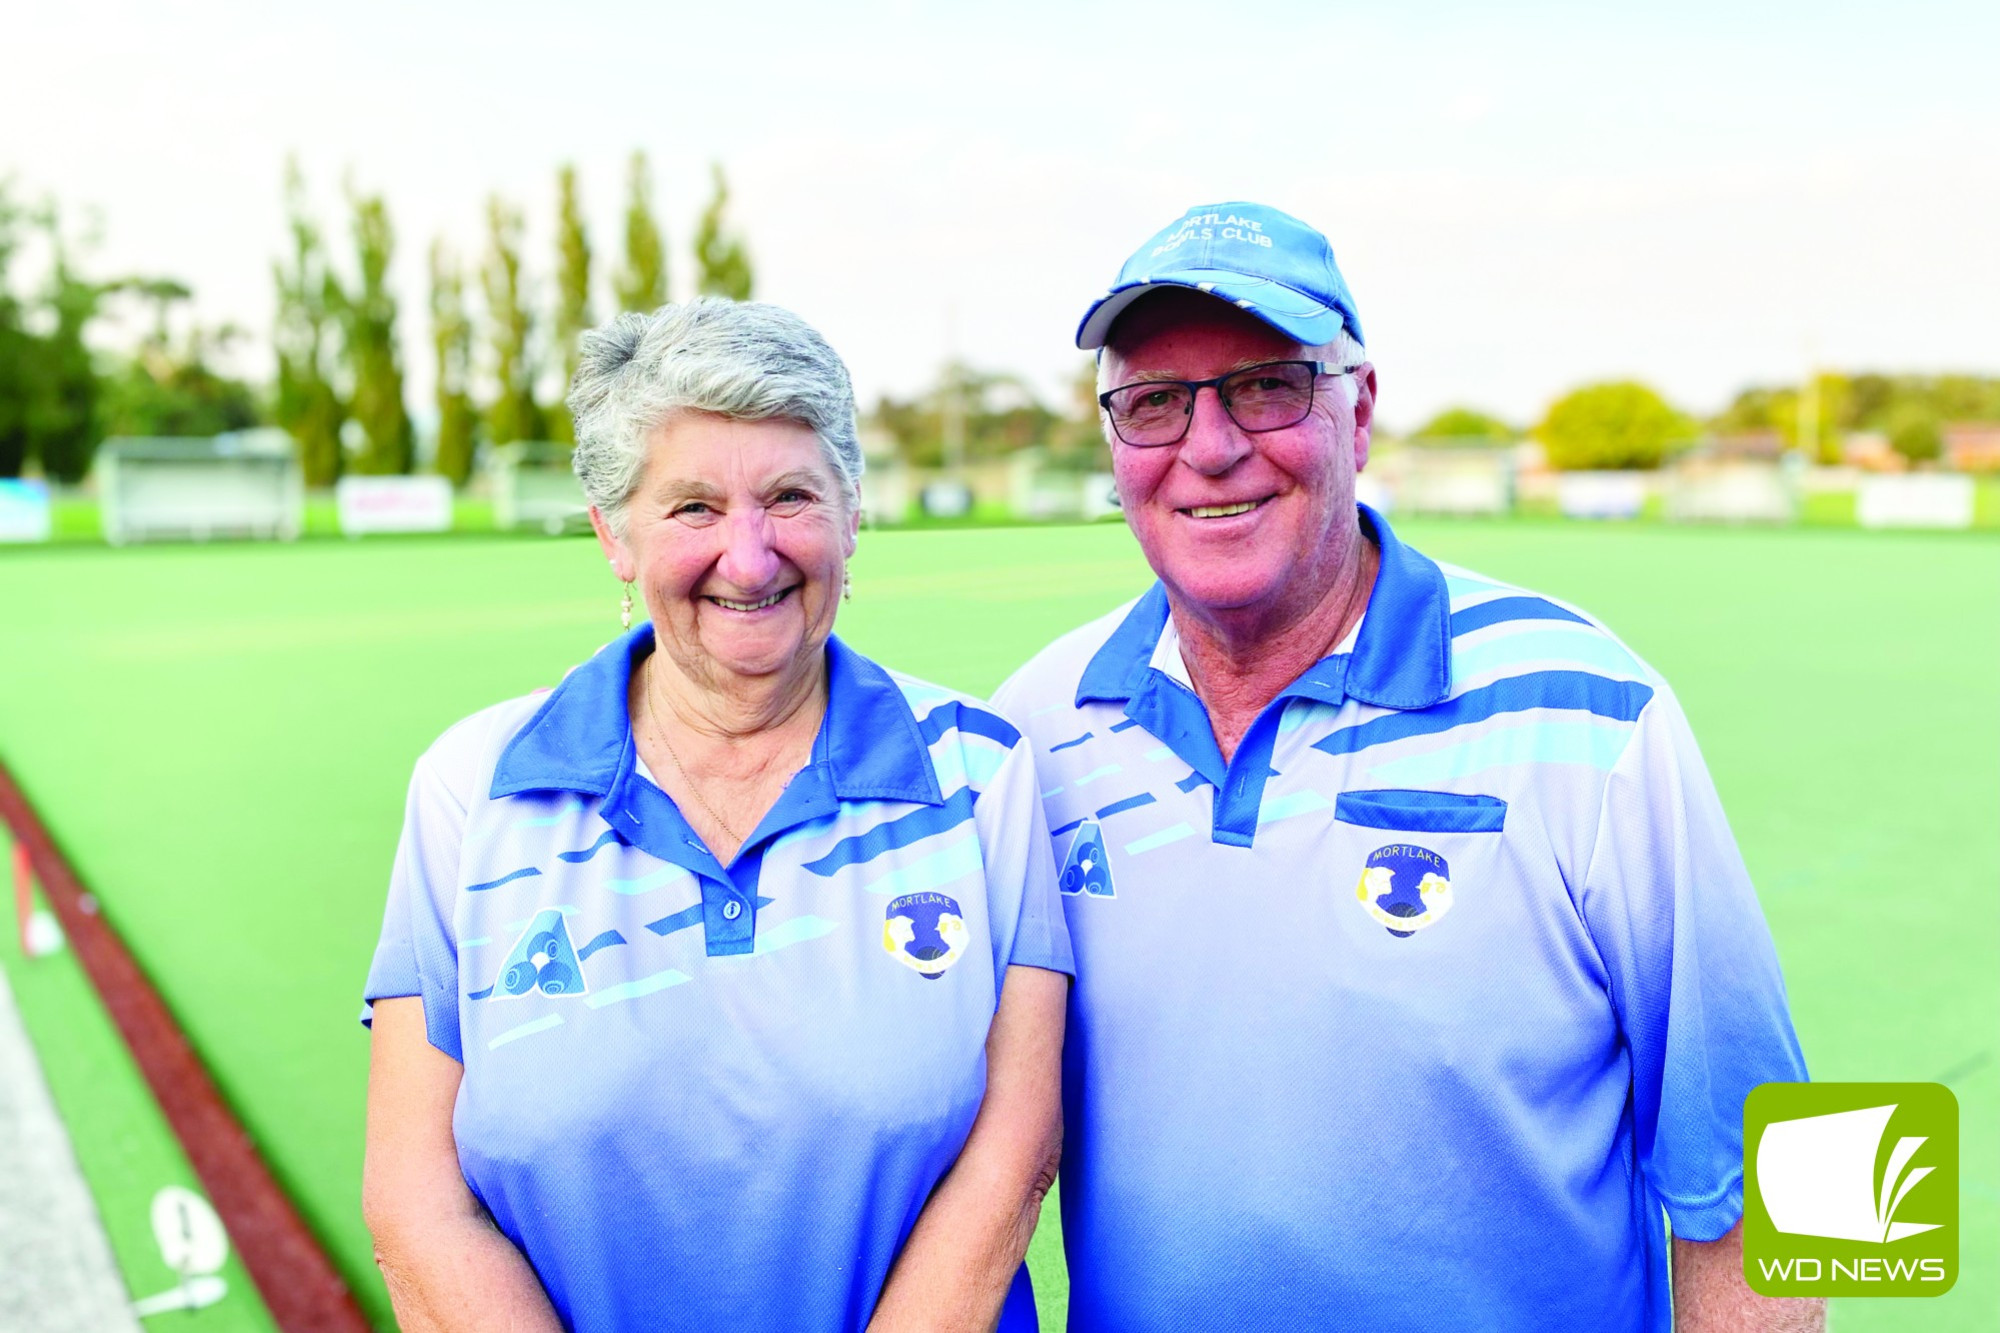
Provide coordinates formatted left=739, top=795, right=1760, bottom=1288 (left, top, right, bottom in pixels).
left=0, top=755, right=369, bottom=1332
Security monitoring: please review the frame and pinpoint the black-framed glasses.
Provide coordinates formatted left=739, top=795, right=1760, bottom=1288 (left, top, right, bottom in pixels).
left=1097, top=359, right=1359, bottom=448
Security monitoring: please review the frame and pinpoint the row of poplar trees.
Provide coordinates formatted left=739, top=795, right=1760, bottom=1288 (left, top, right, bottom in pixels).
left=274, top=154, right=754, bottom=488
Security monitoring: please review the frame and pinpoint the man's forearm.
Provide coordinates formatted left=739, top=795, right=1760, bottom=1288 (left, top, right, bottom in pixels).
left=1673, top=1223, right=1825, bottom=1332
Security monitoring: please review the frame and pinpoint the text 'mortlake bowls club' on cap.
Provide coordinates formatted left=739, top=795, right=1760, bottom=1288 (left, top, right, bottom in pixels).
left=1076, top=201, right=1364, bottom=352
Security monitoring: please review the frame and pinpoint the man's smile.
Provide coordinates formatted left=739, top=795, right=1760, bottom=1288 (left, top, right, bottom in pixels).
left=1177, top=496, right=1273, bottom=519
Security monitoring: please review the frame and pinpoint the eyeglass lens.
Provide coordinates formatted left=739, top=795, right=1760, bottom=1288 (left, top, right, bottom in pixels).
left=1106, top=362, right=1318, bottom=446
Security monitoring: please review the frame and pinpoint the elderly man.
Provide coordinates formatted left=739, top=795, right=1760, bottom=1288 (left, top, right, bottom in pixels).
left=993, top=203, right=1816, bottom=1330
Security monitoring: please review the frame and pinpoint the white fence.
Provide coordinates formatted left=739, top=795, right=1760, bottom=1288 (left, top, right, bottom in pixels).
left=1557, top=472, right=1649, bottom=520
left=1009, top=459, right=1120, bottom=522
left=99, top=433, right=302, bottom=545
left=1664, top=461, right=1797, bottom=524
left=493, top=442, right=589, bottom=535
left=1386, top=449, right=1514, bottom=517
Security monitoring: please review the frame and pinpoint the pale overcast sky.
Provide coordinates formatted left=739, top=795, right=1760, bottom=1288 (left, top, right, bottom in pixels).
left=5, top=0, right=1996, bottom=432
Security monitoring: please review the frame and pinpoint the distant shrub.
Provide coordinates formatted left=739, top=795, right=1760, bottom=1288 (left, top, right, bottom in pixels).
left=1412, top=406, right=1515, bottom=445
left=1885, top=403, right=1943, bottom=465
left=1536, top=381, right=1693, bottom=471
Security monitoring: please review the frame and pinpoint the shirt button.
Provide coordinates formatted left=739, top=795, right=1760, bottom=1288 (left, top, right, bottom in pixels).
left=722, top=900, right=743, bottom=921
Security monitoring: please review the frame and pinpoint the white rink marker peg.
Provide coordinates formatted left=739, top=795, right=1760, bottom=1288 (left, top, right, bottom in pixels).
left=133, top=1186, right=230, bottom=1318
left=23, top=909, right=63, bottom=958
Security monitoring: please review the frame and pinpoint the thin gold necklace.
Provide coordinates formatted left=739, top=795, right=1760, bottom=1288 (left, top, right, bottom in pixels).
left=642, top=670, right=743, bottom=848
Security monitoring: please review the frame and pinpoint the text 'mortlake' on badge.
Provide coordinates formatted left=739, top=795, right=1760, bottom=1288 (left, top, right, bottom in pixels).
left=883, top=891, right=969, bottom=980
left=1354, top=843, right=1454, bottom=938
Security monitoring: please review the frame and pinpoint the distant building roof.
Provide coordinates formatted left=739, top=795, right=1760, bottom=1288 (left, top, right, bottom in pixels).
left=1944, top=422, right=2000, bottom=473
left=1706, top=430, right=1787, bottom=459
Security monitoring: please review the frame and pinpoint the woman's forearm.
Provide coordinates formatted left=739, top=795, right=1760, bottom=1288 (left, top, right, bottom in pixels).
left=867, top=1128, right=1057, bottom=1332
left=365, top=998, right=564, bottom=1333
left=372, top=1210, right=564, bottom=1333
left=868, top=965, right=1068, bottom=1333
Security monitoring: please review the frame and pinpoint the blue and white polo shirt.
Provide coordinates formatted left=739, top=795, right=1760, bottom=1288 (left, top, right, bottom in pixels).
left=992, top=506, right=1806, bottom=1331
left=363, top=627, right=1072, bottom=1333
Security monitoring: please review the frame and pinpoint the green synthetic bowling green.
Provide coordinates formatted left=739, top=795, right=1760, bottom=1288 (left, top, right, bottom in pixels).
left=0, top=518, right=1992, bottom=1330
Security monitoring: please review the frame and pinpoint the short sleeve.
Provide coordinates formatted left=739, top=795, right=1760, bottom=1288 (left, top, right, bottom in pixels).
left=361, top=750, right=468, bottom=1062
left=1579, top=682, right=1807, bottom=1241
left=975, top=731, right=1075, bottom=983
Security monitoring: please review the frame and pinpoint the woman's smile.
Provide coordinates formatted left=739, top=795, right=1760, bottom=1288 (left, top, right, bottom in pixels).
left=701, top=584, right=799, bottom=614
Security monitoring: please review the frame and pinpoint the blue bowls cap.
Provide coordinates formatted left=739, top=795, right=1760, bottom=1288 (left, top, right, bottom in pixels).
left=1077, top=201, right=1363, bottom=351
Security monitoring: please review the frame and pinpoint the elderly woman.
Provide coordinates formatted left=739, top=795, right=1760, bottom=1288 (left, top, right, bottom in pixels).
left=361, top=299, right=1072, bottom=1333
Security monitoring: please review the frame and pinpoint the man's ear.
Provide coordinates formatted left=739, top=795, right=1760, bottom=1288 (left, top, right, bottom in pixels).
left=589, top=506, right=635, bottom=582
left=1351, top=363, right=1377, bottom=473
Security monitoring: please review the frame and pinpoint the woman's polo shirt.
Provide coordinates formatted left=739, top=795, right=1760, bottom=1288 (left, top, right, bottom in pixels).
left=363, top=627, right=1072, bottom=1333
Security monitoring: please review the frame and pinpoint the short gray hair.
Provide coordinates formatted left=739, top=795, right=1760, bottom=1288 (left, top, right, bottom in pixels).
left=568, top=297, right=863, bottom=534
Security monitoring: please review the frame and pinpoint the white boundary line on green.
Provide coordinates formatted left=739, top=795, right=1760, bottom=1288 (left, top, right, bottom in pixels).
left=0, top=964, right=140, bottom=1331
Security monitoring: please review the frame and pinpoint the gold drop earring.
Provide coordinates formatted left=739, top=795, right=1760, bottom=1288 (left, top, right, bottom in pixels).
left=620, top=581, right=635, bottom=629
left=842, top=564, right=853, bottom=602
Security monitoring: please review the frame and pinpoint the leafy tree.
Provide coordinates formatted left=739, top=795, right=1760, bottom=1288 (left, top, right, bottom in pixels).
left=0, top=184, right=31, bottom=477
left=97, top=321, right=259, bottom=439
left=1933, top=374, right=2000, bottom=422
left=549, top=164, right=593, bottom=444
left=1710, top=385, right=1788, bottom=437
left=1535, top=381, right=1692, bottom=471
left=482, top=195, right=543, bottom=446
left=26, top=221, right=111, bottom=484
left=272, top=162, right=347, bottom=486
left=871, top=363, right=1063, bottom=467
left=1412, top=406, right=1515, bottom=444
left=1886, top=403, right=1943, bottom=465
left=1, top=189, right=254, bottom=481
left=429, top=240, right=478, bottom=487
left=1715, top=376, right=1846, bottom=463
left=337, top=188, right=414, bottom=474
left=1843, top=374, right=1895, bottom=432
left=613, top=151, right=667, bottom=314
left=1714, top=371, right=2000, bottom=464
left=1044, top=359, right=1109, bottom=468
left=694, top=164, right=753, bottom=301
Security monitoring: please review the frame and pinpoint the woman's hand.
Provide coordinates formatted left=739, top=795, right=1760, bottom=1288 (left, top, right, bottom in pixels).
left=867, top=965, right=1069, bottom=1333
left=363, top=997, right=565, bottom=1333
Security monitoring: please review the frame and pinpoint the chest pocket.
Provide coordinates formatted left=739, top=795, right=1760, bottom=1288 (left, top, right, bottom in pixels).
left=1334, top=789, right=1507, bottom=938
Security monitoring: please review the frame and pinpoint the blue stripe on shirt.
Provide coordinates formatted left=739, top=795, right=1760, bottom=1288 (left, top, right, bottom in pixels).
left=916, top=700, right=1022, bottom=750
left=801, top=787, right=980, bottom=876
left=557, top=828, right=625, bottom=863
left=1095, top=792, right=1157, bottom=820
left=467, top=866, right=542, bottom=893
left=1450, top=595, right=1590, bottom=638
left=1313, top=670, right=1655, bottom=758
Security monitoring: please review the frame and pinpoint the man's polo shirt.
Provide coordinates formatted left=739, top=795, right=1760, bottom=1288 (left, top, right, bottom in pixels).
left=364, top=627, right=1071, bottom=1333
left=992, top=506, right=1806, bottom=1331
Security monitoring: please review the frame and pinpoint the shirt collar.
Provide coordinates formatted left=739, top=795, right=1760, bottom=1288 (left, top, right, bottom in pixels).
left=491, top=625, right=944, bottom=807
left=1148, top=604, right=1362, bottom=689
left=1076, top=503, right=1451, bottom=713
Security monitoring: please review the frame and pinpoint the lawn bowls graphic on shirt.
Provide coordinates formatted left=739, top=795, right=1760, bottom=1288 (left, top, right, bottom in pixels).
left=1059, top=821, right=1115, bottom=897
left=883, top=892, right=970, bottom=979
left=495, top=908, right=589, bottom=997
left=1355, top=844, right=1455, bottom=937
